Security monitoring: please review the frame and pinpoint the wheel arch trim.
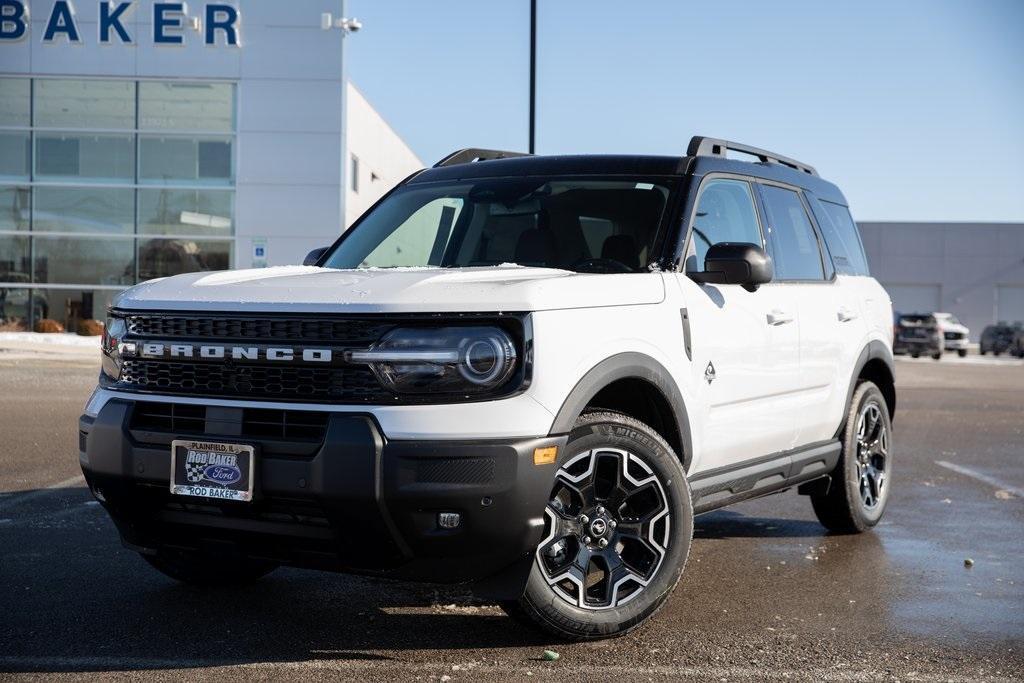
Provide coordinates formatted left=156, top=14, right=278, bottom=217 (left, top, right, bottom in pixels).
left=547, top=352, right=693, bottom=470
left=836, top=340, right=896, bottom=438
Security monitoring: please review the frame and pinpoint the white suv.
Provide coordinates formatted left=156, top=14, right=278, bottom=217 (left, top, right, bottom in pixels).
left=933, top=312, right=970, bottom=357
left=81, top=137, right=896, bottom=640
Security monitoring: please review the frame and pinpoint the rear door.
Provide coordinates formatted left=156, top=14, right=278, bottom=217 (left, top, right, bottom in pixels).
left=757, top=183, right=853, bottom=446
left=674, top=176, right=800, bottom=472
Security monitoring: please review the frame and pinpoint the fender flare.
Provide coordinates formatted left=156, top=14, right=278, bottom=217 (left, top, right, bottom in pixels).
left=836, top=340, right=896, bottom=437
left=548, top=352, right=693, bottom=470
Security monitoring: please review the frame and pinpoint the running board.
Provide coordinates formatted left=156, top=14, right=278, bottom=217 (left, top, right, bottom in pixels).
left=688, top=440, right=841, bottom=515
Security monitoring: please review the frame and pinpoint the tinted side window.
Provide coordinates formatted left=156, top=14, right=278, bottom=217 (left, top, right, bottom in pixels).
left=687, top=178, right=762, bottom=272
left=759, top=185, right=825, bottom=281
left=816, top=200, right=870, bottom=276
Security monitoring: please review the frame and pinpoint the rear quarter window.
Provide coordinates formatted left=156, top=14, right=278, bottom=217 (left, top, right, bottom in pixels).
left=812, top=199, right=870, bottom=276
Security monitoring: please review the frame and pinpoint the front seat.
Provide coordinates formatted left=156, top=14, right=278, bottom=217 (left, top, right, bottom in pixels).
left=600, top=234, right=639, bottom=270
left=514, top=229, right=557, bottom=266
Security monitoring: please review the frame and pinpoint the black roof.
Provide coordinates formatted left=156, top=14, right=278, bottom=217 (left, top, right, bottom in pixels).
left=411, top=150, right=847, bottom=206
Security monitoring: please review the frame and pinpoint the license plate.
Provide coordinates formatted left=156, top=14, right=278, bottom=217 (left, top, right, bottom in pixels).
left=170, top=439, right=254, bottom=502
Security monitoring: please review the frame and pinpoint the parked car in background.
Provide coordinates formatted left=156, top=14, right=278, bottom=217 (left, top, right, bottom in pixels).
left=979, top=323, right=1016, bottom=356
left=1012, top=323, right=1024, bottom=358
left=933, top=312, right=969, bottom=357
left=894, top=313, right=943, bottom=360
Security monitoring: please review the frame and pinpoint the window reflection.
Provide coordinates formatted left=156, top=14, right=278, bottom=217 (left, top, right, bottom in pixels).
left=32, top=236, right=134, bottom=286
left=138, top=239, right=231, bottom=281
left=139, top=136, right=233, bottom=185
left=0, top=187, right=30, bottom=231
left=0, top=78, right=30, bottom=126
left=35, top=133, right=135, bottom=182
left=33, top=187, right=134, bottom=234
left=139, top=82, right=234, bottom=131
left=34, top=79, right=135, bottom=129
left=139, top=189, right=233, bottom=236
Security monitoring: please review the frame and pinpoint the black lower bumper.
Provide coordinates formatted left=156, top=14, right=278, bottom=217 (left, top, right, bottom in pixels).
left=79, top=399, right=566, bottom=599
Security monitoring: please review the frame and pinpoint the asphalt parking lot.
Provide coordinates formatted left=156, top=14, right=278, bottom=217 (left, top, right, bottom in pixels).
left=0, top=352, right=1021, bottom=681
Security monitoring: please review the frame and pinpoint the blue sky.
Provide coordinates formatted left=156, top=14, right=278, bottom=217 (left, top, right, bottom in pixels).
left=348, top=1, right=1024, bottom=222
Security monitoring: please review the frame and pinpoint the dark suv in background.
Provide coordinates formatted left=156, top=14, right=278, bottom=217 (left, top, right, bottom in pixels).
left=980, top=323, right=1017, bottom=356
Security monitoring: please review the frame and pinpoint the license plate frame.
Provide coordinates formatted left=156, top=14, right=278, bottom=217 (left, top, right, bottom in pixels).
left=170, top=439, right=255, bottom=503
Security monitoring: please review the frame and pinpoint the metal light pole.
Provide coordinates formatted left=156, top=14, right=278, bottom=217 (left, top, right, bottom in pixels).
left=529, top=0, right=537, bottom=154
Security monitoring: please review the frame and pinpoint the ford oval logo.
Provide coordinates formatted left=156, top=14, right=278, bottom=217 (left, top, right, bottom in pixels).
left=203, top=464, right=241, bottom=485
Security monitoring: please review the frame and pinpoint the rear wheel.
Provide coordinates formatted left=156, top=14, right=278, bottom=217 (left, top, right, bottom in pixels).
left=957, top=349, right=968, bottom=358
left=507, top=411, right=692, bottom=640
left=142, top=551, right=277, bottom=586
left=811, top=381, right=892, bottom=533
left=932, top=352, right=942, bottom=360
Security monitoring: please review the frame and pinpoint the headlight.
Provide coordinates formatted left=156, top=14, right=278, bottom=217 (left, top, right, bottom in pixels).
left=100, top=315, right=135, bottom=381
left=347, top=326, right=518, bottom=394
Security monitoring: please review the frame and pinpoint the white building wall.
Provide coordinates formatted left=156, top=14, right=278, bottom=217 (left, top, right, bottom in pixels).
left=345, top=82, right=423, bottom=227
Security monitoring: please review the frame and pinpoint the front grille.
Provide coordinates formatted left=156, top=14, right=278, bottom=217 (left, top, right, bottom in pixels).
left=120, top=359, right=389, bottom=402
left=944, top=331, right=965, bottom=340
left=111, top=311, right=527, bottom=403
left=126, top=314, right=391, bottom=345
left=129, top=401, right=330, bottom=442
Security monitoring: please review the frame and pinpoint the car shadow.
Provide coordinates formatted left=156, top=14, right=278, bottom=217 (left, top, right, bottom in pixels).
left=694, top=509, right=830, bottom=539
left=0, top=485, right=548, bottom=674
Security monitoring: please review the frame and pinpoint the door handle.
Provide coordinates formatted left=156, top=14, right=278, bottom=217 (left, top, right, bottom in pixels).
left=837, top=307, right=859, bottom=322
left=767, top=309, right=794, bottom=326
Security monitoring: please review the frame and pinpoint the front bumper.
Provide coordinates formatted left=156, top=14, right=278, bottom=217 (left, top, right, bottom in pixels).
left=79, top=398, right=566, bottom=598
left=943, top=336, right=969, bottom=350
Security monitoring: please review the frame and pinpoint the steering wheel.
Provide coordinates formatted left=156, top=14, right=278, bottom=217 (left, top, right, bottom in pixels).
left=570, top=257, right=634, bottom=274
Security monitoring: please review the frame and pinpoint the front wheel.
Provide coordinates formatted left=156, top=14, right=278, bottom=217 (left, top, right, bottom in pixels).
left=957, top=349, right=968, bottom=358
left=811, top=381, right=893, bottom=533
left=507, top=411, right=693, bottom=640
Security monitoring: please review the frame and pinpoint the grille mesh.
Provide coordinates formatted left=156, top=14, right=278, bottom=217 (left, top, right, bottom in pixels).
left=126, top=314, right=391, bottom=344
left=120, top=359, right=388, bottom=402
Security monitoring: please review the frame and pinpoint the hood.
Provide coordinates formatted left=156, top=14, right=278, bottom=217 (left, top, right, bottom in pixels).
left=113, top=265, right=665, bottom=313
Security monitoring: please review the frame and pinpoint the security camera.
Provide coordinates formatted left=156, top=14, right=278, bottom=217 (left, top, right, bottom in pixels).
left=341, top=17, right=362, bottom=32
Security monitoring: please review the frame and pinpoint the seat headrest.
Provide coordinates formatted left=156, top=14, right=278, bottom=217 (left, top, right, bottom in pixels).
left=601, top=234, right=639, bottom=270
left=514, top=229, right=556, bottom=266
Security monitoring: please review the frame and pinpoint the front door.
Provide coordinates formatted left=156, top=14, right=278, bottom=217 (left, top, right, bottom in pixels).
left=675, top=177, right=800, bottom=473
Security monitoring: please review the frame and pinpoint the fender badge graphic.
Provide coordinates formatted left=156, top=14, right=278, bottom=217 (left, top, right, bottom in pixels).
left=704, top=361, right=716, bottom=384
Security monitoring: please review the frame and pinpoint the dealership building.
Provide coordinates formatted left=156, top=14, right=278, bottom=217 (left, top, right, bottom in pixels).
left=860, top=222, right=1024, bottom=341
left=1, top=2, right=1022, bottom=340
left=0, top=0, right=421, bottom=330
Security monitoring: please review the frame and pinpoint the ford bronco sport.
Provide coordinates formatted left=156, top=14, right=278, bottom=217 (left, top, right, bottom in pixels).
left=81, top=137, right=896, bottom=640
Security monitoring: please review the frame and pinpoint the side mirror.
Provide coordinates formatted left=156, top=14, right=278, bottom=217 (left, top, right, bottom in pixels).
left=687, top=242, right=773, bottom=292
left=303, top=246, right=328, bottom=266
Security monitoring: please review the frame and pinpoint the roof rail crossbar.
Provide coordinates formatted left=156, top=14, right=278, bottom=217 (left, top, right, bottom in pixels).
left=687, top=136, right=818, bottom=176
left=433, top=148, right=531, bottom=168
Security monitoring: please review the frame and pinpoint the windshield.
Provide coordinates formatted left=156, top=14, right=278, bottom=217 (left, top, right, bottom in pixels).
left=321, top=177, right=673, bottom=273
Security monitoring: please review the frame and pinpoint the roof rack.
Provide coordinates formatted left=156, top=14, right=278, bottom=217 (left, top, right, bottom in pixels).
left=687, top=136, right=818, bottom=176
left=433, top=148, right=531, bottom=168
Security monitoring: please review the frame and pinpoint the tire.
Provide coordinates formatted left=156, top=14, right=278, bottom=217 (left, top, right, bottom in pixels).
left=811, top=381, right=893, bottom=533
left=957, top=349, right=967, bottom=358
left=142, top=551, right=277, bottom=586
left=507, top=411, right=693, bottom=641
left=932, top=352, right=942, bottom=360
left=980, top=348, right=987, bottom=355
left=910, top=351, right=920, bottom=358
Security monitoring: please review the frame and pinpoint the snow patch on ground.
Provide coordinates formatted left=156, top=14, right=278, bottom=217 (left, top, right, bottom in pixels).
left=0, top=332, right=101, bottom=348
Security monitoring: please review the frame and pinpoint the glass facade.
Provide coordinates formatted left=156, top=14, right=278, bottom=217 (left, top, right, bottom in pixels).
left=0, top=77, right=235, bottom=331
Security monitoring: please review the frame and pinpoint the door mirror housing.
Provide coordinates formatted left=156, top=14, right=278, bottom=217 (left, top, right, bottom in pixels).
left=303, top=246, right=328, bottom=266
left=687, top=242, right=773, bottom=292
